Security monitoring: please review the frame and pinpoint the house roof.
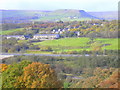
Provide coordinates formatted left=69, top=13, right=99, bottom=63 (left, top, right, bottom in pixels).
left=4, top=35, right=24, bottom=37
left=34, top=34, right=60, bottom=36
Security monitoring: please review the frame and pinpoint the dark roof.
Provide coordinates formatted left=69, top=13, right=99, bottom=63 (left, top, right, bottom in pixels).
left=4, top=35, right=24, bottom=37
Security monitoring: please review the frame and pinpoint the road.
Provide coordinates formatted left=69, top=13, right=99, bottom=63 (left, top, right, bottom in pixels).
left=1, top=53, right=91, bottom=57
left=0, top=55, right=14, bottom=59
left=1, top=53, right=108, bottom=59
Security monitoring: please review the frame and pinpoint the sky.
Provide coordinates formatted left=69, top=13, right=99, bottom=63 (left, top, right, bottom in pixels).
left=0, top=0, right=119, bottom=11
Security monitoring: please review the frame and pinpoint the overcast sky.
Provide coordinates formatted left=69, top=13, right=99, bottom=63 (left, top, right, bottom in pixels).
left=0, top=0, right=119, bottom=11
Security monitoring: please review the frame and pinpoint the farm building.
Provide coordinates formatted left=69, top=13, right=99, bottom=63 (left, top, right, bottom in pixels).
left=4, top=35, right=25, bottom=40
left=33, top=34, right=60, bottom=40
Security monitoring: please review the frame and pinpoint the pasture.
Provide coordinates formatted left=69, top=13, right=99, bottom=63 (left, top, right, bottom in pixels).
left=1, top=28, right=24, bottom=35
left=33, top=37, right=119, bottom=53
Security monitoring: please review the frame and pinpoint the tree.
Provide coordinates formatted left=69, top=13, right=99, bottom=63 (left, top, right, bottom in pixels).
left=14, top=62, right=62, bottom=88
left=40, top=46, right=52, bottom=51
left=97, top=69, right=119, bottom=88
left=91, top=42, right=102, bottom=52
left=71, top=68, right=116, bottom=88
left=0, top=64, right=8, bottom=72
left=2, top=60, right=31, bottom=88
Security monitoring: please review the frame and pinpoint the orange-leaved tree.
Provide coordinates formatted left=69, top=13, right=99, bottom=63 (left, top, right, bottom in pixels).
left=71, top=67, right=117, bottom=88
left=0, top=64, right=8, bottom=72
left=2, top=60, right=32, bottom=88
left=15, top=62, right=62, bottom=88
left=97, top=69, right=119, bottom=88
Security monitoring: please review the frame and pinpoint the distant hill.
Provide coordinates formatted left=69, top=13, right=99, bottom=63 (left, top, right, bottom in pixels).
left=0, top=9, right=117, bottom=23
left=1, top=10, right=48, bottom=23
left=45, top=9, right=100, bottom=21
left=88, top=11, right=118, bottom=20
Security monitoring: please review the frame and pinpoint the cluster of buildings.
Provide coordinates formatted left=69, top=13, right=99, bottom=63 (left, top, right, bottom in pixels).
left=3, top=27, right=81, bottom=40
left=5, top=35, right=25, bottom=40
left=2, top=25, right=82, bottom=41
left=3, top=34, right=60, bottom=40
left=38, top=28, right=70, bottom=34
left=51, top=29, right=66, bottom=34
left=33, top=34, right=60, bottom=40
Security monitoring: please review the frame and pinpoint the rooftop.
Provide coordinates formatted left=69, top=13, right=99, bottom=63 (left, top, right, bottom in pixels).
left=34, top=34, right=60, bottom=36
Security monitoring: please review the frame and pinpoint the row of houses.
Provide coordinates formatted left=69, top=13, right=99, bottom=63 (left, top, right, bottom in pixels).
left=5, top=35, right=25, bottom=40
left=3, top=34, right=60, bottom=40
left=33, top=34, right=60, bottom=40
left=39, top=28, right=70, bottom=34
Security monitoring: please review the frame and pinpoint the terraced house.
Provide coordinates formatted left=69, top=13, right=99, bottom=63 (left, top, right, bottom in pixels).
left=33, top=34, right=60, bottom=40
left=4, top=35, right=25, bottom=40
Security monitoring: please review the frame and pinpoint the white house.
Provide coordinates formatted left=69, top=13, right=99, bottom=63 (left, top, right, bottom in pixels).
left=33, top=34, right=60, bottom=40
left=5, top=35, right=25, bottom=40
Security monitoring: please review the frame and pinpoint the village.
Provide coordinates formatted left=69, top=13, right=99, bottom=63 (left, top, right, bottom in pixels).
left=3, top=34, right=60, bottom=40
left=2, top=21, right=104, bottom=41
left=2, top=27, right=81, bottom=40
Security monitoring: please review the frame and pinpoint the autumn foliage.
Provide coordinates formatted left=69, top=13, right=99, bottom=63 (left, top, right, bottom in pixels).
left=14, top=62, right=62, bottom=88
left=2, top=60, right=32, bottom=88
left=71, top=68, right=119, bottom=88
left=0, top=64, right=8, bottom=72
left=1, top=60, right=119, bottom=88
left=97, top=69, right=119, bottom=88
left=91, top=42, right=102, bottom=52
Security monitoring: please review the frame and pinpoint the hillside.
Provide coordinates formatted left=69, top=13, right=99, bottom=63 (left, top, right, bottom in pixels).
left=1, top=9, right=99, bottom=23
left=88, top=11, right=118, bottom=20
left=44, top=9, right=100, bottom=21
left=1, top=9, right=117, bottom=23
left=1, top=10, right=48, bottom=23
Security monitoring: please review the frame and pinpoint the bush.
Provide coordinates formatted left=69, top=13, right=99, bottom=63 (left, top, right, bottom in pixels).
left=67, top=51, right=78, bottom=54
left=40, top=46, right=53, bottom=51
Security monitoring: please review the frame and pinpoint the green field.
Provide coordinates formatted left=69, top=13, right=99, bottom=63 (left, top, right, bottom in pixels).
left=96, top=38, right=119, bottom=50
left=33, top=37, right=119, bottom=53
left=1, top=28, right=24, bottom=35
left=18, top=40, right=29, bottom=43
left=33, top=17, right=92, bottom=22
left=26, top=50, right=52, bottom=54
left=34, top=38, right=89, bottom=47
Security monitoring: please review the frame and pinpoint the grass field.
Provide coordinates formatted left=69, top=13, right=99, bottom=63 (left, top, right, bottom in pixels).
left=18, top=40, right=29, bottom=43
left=0, top=28, right=24, bottom=35
left=33, top=37, right=119, bottom=53
left=96, top=38, right=119, bottom=50
left=33, top=17, right=91, bottom=22
left=34, top=38, right=89, bottom=47
left=26, top=50, right=52, bottom=54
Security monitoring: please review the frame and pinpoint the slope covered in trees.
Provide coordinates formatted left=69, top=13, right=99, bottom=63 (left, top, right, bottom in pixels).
left=70, top=68, right=119, bottom=88
left=1, top=55, right=119, bottom=88
left=1, top=61, right=62, bottom=88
